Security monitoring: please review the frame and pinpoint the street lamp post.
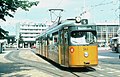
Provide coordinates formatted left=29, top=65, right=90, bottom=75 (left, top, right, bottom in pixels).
left=119, top=0, right=120, bottom=26
left=119, top=0, right=120, bottom=59
left=106, top=25, right=108, bottom=47
left=16, top=23, right=20, bottom=49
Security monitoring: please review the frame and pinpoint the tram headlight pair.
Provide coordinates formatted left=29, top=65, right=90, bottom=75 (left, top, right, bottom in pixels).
left=84, top=52, right=89, bottom=57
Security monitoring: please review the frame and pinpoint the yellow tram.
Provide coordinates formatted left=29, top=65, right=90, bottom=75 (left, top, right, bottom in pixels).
left=36, top=17, right=98, bottom=67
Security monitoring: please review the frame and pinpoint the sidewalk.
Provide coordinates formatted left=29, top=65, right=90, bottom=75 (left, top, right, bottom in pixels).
left=98, top=47, right=111, bottom=51
left=0, top=48, right=53, bottom=77
left=0, top=50, right=13, bottom=63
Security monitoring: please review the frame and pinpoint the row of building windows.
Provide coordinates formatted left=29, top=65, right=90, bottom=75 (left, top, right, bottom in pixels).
left=97, top=25, right=118, bottom=32
left=21, top=29, right=46, bottom=31
left=23, top=37, right=35, bottom=38
left=21, top=33, right=40, bottom=34
left=21, top=24, right=46, bottom=27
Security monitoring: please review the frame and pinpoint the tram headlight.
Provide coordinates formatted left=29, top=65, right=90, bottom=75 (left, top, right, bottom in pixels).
left=84, top=52, right=89, bottom=57
left=75, top=16, right=81, bottom=23
left=118, top=44, right=120, bottom=47
left=114, top=44, right=117, bottom=47
left=70, top=47, right=74, bottom=53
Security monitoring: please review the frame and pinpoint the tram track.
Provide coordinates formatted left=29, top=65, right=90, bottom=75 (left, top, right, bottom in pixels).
left=66, top=61, right=120, bottom=77
left=4, top=49, right=94, bottom=77
left=4, top=49, right=117, bottom=77
left=67, top=67, right=97, bottom=77
left=4, top=50, right=65, bottom=77
left=91, top=61, right=120, bottom=77
left=98, top=58, right=120, bottom=72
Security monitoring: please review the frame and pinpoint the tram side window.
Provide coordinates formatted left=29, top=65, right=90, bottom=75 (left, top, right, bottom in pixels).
left=64, top=32, right=68, bottom=44
left=48, top=36, right=53, bottom=45
left=48, top=34, right=58, bottom=45
left=111, top=39, right=117, bottom=44
left=86, top=32, right=96, bottom=43
left=54, top=37, right=57, bottom=42
left=53, top=34, right=58, bottom=52
left=53, top=36, right=58, bottom=46
left=48, top=36, right=53, bottom=52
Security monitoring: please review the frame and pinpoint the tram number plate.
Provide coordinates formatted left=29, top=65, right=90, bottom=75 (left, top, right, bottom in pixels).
left=83, top=47, right=88, bottom=51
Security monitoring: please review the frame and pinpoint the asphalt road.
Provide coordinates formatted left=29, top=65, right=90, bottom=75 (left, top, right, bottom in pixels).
left=0, top=48, right=120, bottom=77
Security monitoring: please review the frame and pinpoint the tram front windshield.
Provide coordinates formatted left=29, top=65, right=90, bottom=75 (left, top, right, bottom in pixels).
left=70, top=30, right=97, bottom=45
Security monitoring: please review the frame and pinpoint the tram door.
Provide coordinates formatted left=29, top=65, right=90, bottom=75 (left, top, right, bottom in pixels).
left=61, top=30, right=69, bottom=66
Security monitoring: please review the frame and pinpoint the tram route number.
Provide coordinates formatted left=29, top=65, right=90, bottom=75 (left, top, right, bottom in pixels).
left=83, top=47, right=88, bottom=51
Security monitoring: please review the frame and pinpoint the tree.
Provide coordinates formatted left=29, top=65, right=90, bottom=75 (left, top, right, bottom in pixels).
left=0, top=27, right=9, bottom=39
left=0, top=0, right=39, bottom=21
left=19, top=33, right=23, bottom=43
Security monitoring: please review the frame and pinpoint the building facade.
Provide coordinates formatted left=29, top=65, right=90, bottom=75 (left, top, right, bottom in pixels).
left=16, top=23, right=49, bottom=48
left=16, top=21, right=119, bottom=48
left=96, top=22, right=119, bottom=47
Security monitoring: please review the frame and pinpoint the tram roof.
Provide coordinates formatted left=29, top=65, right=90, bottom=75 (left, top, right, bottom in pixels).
left=46, top=20, right=95, bottom=33
left=36, top=19, right=96, bottom=39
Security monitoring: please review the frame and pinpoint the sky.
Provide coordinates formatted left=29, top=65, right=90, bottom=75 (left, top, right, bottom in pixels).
left=0, top=0, right=119, bottom=35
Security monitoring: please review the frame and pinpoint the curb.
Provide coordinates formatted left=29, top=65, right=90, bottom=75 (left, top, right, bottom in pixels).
left=98, top=47, right=111, bottom=51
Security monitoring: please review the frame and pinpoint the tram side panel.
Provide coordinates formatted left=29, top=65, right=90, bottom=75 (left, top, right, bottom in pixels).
left=36, top=39, right=45, bottom=56
left=41, top=39, right=49, bottom=57
left=36, top=36, right=59, bottom=63
left=60, top=30, right=69, bottom=66
left=47, top=36, right=59, bottom=63
left=35, top=40, right=41, bottom=54
left=36, top=44, right=40, bottom=54
left=61, top=42, right=69, bottom=66
left=47, top=31, right=67, bottom=65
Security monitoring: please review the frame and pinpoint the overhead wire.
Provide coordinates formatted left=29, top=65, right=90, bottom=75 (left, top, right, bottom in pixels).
left=49, top=0, right=64, bottom=23
left=80, top=0, right=118, bottom=22
left=55, top=0, right=64, bottom=8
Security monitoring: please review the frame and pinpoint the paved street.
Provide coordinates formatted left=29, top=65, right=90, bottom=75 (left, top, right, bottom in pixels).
left=0, top=48, right=53, bottom=77
left=0, top=48, right=120, bottom=77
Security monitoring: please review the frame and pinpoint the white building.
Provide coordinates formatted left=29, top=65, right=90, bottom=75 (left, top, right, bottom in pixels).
left=96, top=21, right=119, bottom=47
left=16, top=23, right=49, bottom=48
